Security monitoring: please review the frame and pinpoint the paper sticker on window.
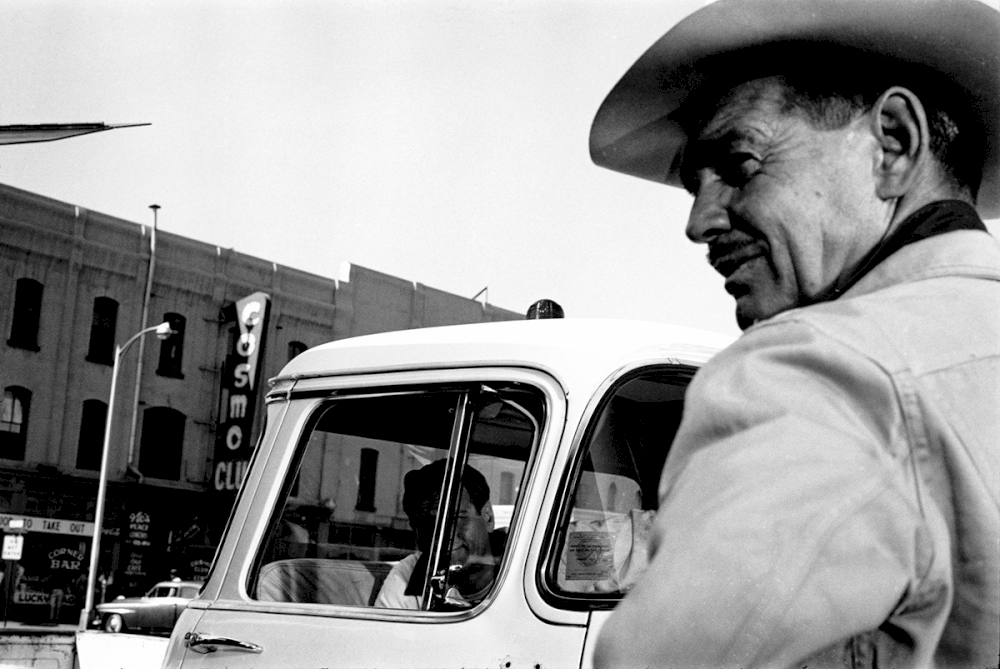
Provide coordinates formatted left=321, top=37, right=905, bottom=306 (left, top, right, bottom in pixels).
left=565, top=531, right=614, bottom=581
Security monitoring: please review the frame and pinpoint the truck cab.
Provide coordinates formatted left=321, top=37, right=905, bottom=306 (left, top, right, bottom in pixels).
left=161, top=318, right=733, bottom=668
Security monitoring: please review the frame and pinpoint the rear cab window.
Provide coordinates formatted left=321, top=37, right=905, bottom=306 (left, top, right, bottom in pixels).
left=542, top=366, right=694, bottom=609
left=248, top=381, right=544, bottom=613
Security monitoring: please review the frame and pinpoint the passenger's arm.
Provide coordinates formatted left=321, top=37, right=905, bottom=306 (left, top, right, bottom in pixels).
left=373, top=554, right=421, bottom=610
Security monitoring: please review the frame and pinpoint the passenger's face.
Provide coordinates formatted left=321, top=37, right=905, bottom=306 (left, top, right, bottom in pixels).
left=448, top=489, right=492, bottom=568
left=682, top=78, right=889, bottom=329
left=414, top=487, right=492, bottom=568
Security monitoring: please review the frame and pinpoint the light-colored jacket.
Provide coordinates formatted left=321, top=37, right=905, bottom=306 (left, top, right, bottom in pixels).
left=595, top=229, right=1000, bottom=668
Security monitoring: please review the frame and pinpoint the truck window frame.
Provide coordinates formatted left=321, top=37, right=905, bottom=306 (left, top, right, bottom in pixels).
left=247, top=381, right=545, bottom=615
left=538, top=364, right=696, bottom=611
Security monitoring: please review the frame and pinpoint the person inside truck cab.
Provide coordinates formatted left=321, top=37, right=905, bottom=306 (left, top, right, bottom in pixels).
left=375, top=460, right=507, bottom=610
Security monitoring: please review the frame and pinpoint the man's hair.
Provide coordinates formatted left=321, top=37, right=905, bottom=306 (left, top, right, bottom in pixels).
left=777, top=78, right=979, bottom=201
left=681, top=44, right=986, bottom=200
left=402, top=460, right=490, bottom=527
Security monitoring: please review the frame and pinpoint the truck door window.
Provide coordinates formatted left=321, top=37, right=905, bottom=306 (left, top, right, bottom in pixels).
left=251, top=384, right=542, bottom=613
left=544, top=368, right=693, bottom=607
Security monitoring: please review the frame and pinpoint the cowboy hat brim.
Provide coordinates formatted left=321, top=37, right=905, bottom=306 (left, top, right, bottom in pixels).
left=590, top=0, right=1000, bottom=218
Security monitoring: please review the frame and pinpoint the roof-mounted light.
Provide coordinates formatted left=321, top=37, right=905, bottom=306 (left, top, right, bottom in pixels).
left=526, top=299, right=564, bottom=320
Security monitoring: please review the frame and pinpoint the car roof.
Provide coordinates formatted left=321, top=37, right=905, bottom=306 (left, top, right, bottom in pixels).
left=273, top=319, right=735, bottom=393
left=153, top=580, right=202, bottom=590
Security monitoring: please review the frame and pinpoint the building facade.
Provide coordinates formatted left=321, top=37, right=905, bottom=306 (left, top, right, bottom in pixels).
left=0, top=182, right=519, bottom=624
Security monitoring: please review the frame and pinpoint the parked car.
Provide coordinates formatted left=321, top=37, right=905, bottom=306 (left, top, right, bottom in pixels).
left=96, top=579, right=203, bottom=634
left=161, top=318, right=734, bottom=668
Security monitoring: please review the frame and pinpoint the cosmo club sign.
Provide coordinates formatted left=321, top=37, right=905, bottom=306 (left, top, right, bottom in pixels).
left=214, top=292, right=271, bottom=493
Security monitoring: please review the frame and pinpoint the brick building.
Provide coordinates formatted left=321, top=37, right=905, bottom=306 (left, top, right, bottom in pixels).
left=0, top=182, right=519, bottom=624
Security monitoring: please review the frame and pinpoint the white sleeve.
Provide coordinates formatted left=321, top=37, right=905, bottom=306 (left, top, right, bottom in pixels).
left=373, top=553, right=422, bottom=610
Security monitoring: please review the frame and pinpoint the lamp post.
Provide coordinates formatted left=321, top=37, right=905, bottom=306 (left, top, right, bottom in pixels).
left=78, top=321, right=175, bottom=631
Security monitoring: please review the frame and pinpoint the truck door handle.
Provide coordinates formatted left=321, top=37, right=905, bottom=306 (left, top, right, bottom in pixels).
left=184, top=631, right=264, bottom=654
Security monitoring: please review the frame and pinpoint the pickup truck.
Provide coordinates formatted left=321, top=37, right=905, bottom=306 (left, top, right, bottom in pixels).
left=161, top=318, right=734, bottom=668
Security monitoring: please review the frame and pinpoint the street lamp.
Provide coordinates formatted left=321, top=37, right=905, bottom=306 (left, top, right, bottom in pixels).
left=78, top=321, right=174, bottom=630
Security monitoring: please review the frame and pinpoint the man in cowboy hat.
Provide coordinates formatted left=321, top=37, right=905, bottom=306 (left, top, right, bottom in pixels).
left=589, top=0, right=999, bottom=667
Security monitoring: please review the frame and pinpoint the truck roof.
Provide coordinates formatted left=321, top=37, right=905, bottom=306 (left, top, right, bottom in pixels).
left=272, top=318, right=736, bottom=388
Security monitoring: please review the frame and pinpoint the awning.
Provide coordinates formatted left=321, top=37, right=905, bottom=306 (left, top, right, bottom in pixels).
left=0, top=122, right=150, bottom=145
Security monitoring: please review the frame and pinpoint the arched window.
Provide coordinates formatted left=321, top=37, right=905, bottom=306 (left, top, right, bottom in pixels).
left=138, top=407, right=185, bottom=480
left=76, top=399, right=108, bottom=470
left=86, top=297, right=119, bottom=365
left=8, top=278, right=43, bottom=350
left=288, top=341, right=308, bottom=362
left=0, top=387, right=31, bottom=460
left=157, top=313, right=186, bottom=378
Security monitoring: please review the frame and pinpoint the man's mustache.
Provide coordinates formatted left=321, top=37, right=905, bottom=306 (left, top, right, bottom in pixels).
left=707, top=232, right=762, bottom=275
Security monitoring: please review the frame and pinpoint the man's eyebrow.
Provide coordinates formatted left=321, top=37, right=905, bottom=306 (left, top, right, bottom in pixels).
left=679, top=128, right=763, bottom=192
left=688, top=125, right=767, bottom=163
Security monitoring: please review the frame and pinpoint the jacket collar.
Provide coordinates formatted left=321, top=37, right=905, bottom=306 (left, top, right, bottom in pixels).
left=805, top=200, right=988, bottom=306
left=843, top=226, right=1000, bottom=301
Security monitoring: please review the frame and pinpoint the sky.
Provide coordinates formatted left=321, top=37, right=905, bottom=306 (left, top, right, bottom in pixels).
left=1, top=1, right=996, bottom=340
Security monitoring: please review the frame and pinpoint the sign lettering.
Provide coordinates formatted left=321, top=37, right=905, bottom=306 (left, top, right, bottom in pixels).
left=128, top=511, right=152, bottom=547
left=213, top=292, right=270, bottom=493
left=225, top=425, right=242, bottom=451
left=47, top=547, right=84, bottom=570
left=2, top=534, right=24, bottom=560
left=233, top=363, right=251, bottom=389
left=0, top=514, right=95, bottom=537
left=229, top=394, right=248, bottom=419
left=214, top=460, right=248, bottom=491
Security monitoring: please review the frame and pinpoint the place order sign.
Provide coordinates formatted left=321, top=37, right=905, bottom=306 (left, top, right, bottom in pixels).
left=0, top=514, right=95, bottom=537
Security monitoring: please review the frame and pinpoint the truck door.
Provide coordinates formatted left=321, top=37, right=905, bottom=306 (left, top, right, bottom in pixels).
left=164, top=369, right=586, bottom=668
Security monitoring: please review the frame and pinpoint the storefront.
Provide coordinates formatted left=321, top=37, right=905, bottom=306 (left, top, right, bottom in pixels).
left=0, top=479, right=211, bottom=625
left=1, top=513, right=92, bottom=624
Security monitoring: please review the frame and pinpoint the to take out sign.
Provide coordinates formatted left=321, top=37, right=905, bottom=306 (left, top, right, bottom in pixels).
left=214, top=292, right=270, bottom=493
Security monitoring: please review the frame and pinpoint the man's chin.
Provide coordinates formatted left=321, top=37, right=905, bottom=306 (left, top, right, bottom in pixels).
left=731, top=287, right=764, bottom=330
left=733, top=292, right=797, bottom=330
left=735, top=306, right=756, bottom=331
left=726, top=285, right=797, bottom=330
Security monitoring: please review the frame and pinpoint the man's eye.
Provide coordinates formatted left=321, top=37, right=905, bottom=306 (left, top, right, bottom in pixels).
left=680, top=167, right=700, bottom=195
left=680, top=153, right=757, bottom=194
left=718, top=153, right=758, bottom=186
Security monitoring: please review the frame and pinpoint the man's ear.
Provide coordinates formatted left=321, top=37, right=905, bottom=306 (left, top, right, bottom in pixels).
left=870, top=86, right=931, bottom=200
left=481, top=501, right=495, bottom=532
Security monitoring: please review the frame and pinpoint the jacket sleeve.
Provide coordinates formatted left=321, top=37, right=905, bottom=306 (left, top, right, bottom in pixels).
left=593, top=318, right=939, bottom=668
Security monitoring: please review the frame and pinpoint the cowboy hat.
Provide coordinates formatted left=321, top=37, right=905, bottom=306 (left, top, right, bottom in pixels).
left=589, top=0, right=1000, bottom=218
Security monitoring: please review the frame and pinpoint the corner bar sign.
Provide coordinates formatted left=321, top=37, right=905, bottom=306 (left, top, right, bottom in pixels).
left=214, top=292, right=270, bottom=492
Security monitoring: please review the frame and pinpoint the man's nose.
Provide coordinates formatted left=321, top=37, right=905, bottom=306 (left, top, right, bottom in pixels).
left=685, top=176, right=733, bottom=243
